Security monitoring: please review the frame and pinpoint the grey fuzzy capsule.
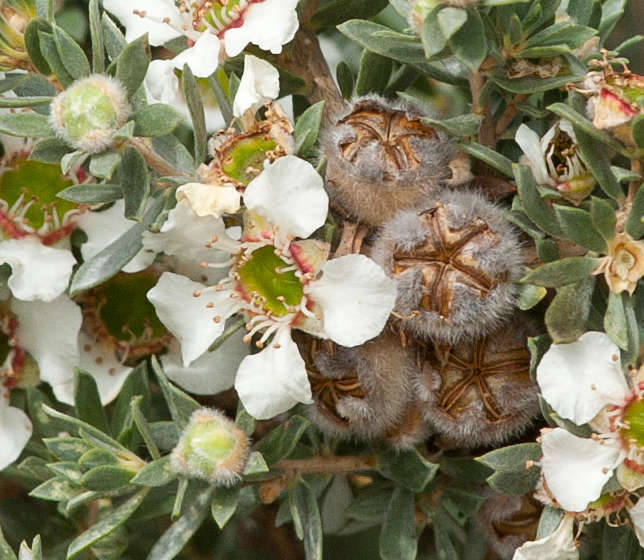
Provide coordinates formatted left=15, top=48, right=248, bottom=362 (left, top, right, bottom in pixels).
left=414, top=316, right=540, bottom=449
left=296, top=330, right=421, bottom=445
left=474, top=489, right=542, bottom=560
left=321, top=95, right=456, bottom=226
left=372, top=190, right=525, bottom=343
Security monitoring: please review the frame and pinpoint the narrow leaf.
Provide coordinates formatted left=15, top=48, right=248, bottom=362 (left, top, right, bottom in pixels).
left=121, top=147, right=150, bottom=221
left=181, top=64, right=207, bottom=164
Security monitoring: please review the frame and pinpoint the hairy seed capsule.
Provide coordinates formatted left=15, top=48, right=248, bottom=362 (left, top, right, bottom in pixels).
left=372, top=190, right=524, bottom=343
left=296, top=330, right=422, bottom=446
left=321, top=95, right=455, bottom=226
left=415, top=317, right=539, bottom=449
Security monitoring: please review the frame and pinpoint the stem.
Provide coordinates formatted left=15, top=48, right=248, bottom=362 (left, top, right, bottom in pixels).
left=275, top=455, right=375, bottom=475
left=469, top=71, right=495, bottom=147
left=627, top=158, right=641, bottom=204
left=494, top=94, right=528, bottom=137
left=128, top=137, right=191, bottom=179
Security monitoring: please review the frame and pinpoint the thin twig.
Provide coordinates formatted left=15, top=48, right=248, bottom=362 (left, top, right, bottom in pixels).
left=275, top=455, right=375, bottom=475
left=495, top=94, right=528, bottom=137
left=469, top=71, right=495, bottom=147
left=128, top=137, right=191, bottom=178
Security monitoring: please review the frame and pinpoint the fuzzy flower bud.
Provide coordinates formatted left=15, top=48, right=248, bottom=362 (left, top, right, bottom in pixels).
left=171, top=408, right=249, bottom=486
left=50, top=74, right=130, bottom=153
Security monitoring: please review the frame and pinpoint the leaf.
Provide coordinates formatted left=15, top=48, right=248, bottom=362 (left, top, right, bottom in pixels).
left=294, top=101, right=325, bottom=158
left=67, top=488, right=149, bottom=558
left=423, top=113, right=481, bottom=137
left=421, top=9, right=447, bottom=58
left=631, top=114, right=644, bottom=149
left=88, top=0, right=104, bottom=73
left=53, top=24, right=90, bottom=79
left=29, top=477, right=83, bottom=501
left=0, top=528, right=17, bottom=560
left=151, top=135, right=195, bottom=174
left=289, top=478, right=323, bottom=560
left=129, top=458, right=174, bottom=488
left=535, top=238, right=560, bottom=262
left=69, top=195, right=163, bottom=294
left=486, top=468, right=540, bottom=495
left=310, top=0, right=388, bottom=30
left=437, top=7, right=468, bottom=43
left=514, top=163, right=562, bottom=236
left=208, top=69, right=233, bottom=127
left=181, top=64, right=207, bottom=164
left=24, top=18, right=52, bottom=75
left=545, top=276, right=596, bottom=343
left=590, top=196, right=617, bottom=241
left=133, top=104, right=185, bottom=137
left=146, top=485, right=214, bottom=560
left=74, top=368, right=109, bottom=433
left=517, top=283, right=547, bottom=310
left=78, top=448, right=118, bottom=470
left=211, top=486, right=239, bottom=529
left=448, top=9, right=487, bottom=71
left=554, top=205, right=607, bottom=252
left=521, top=256, right=598, bottom=287
left=477, top=443, right=541, bottom=472
left=379, top=487, right=417, bottom=560
left=599, top=0, right=627, bottom=41
left=523, top=22, right=596, bottom=49
left=101, top=13, right=126, bottom=60
left=89, top=151, right=121, bottom=179
left=573, top=127, right=624, bottom=201
left=0, top=112, right=51, bottom=138
left=43, top=437, right=93, bottom=462
left=378, top=448, right=438, bottom=492
left=115, top=35, right=149, bottom=99
left=489, top=70, right=587, bottom=94
left=57, top=184, right=123, bottom=204
left=0, top=96, right=52, bottom=108
left=243, top=452, right=269, bottom=476
left=121, top=147, right=150, bottom=222
left=626, top=185, right=644, bottom=239
left=605, top=291, right=629, bottom=350
left=150, top=356, right=199, bottom=430
left=255, top=415, right=311, bottom=464
left=459, top=141, right=513, bottom=176
left=38, top=30, right=73, bottom=87
left=81, top=465, right=135, bottom=491
left=336, top=61, right=354, bottom=99
left=355, top=50, right=392, bottom=96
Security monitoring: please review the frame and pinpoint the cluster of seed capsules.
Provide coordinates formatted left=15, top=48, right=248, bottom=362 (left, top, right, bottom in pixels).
left=297, top=96, right=540, bottom=452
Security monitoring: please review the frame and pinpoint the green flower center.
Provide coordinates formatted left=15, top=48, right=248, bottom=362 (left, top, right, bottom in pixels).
left=184, top=424, right=236, bottom=462
left=236, top=245, right=303, bottom=317
left=193, top=0, right=256, bottom=33
left=0, top=159, right=75, bottom=233
left=621, top=398, right=644, bottom=447
left=221, top=135, right=276, bottom=186
left=59, top=82, right=119, bottom=142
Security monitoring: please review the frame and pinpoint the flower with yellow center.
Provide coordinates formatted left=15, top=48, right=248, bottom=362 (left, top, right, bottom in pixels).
left=594, top=232, right=644, bottom=295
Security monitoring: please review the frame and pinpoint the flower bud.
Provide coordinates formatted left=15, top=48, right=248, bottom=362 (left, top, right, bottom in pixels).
left=297, top=330, right=420, bottom=444
left=171, top=408, right=249, bottom=486
left=50, top=74, right=129, bottom=153
left=415, top=316, right=539, bottom=449
left=321, top=95, right=455, bottom=226
left=372, top=190, right=524, bottom=343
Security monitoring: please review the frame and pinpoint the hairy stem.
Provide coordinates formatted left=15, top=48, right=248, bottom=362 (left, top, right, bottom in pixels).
left=128, top=137, right=191, bottom=179
left=495, top=94, right=528, bottom=137
left=469, top=71, right=495, bottom=147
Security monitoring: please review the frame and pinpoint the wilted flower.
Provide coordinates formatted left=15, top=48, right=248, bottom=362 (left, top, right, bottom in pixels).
left=512, top=514, right=579, bottom=560
left=537, top=332, right=644, bottom=511
left=0, top=0, right=35, bottom=71
left=594, top=232, right=644, bottom=295
left=515, top=121, right=596, bottom=204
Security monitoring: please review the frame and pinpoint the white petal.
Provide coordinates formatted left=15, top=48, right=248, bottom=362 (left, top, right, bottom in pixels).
left=309, top=255, right=396, bottom=347
left=0, top=395, right=32, bottom=470
left=537, top=331, right=628, bottom=425
left=0, top=237, right=75, bottom=301
left=541, top=428, right=620, bottom=512
left=76, top=201, right=155, bottom=274
left=513, top=515, right=578, bottom=560
left=235, top=328, right=312, bottom=419
left=12, top=295, right=82, bottom=402
left=233, top=54, right=280, bottom=117
left=629, top=499, right=644, bottom=548
left=103, top=0, right=184, bottom=45
left=171, top=33, right=221, bottom=78
left=147, top=272, right=239, bottom=366
left=224, top=0, right=299, bottom=56
left=244, top=156, right=327, bottom=238
left=515, top=123, right=550, bottom=186
left=176, top=182, right=241, bottom=218
left=145, top=59, right=180, bottom=105
left=161, top=331, right=247, bottom=395
left=142, top=199, right=240, bottom=262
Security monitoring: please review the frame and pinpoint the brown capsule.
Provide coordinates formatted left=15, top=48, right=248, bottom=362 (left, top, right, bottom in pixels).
left=474, top=489, right=542, bottom=560
left=372, top=190, right=524, bottom=343
left=321, top=95, right=455, bottom=226
left=295, top=330, right=420, bottom=445
left=415, top=317, right=540, bottom=449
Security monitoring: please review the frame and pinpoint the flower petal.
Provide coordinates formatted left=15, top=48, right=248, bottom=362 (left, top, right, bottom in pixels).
left=515, top=123, right=550, bottom=186
left=161, top=332, right=247, bottom=395
left=537, top=331, right=628, bottom=425
left=244, top=156, right=327, bottom=239
left=309, top=254, right=396, bottom=347
left=235, top=327, right=312, bottom=419
left=0, top=395, right=32, bottom=470
left=233, top=54, right=280, bottom=117
left=147, top=272, right=239, bottom=366
left=12, top=295, right=82, bottom=402
left=223, top=0, right=299, bottom=56
left=171, top=33, right=221, bottom=78
left=176, top=182, right=241, bottom=218
left=0, top=237, right=75, bottom=301
left=541, top=428, right=620, bottom=512
left=145, top=59, right=180, bottom=105
left=103, top=0, right=184, bottom=45
left=629, top=499, right=644, bottom=548
left=513, top=515, right=578, bottom=560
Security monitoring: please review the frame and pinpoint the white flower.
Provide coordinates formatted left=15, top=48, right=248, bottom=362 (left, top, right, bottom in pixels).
left=148, top=156, right=396, bottom=419
left=0, top=393, right=32, bottom=471
left=233, top=55, right=280, bottom=117
left=176, top=182, right=241, bottom=218
left=537, top=331, right=644, bottom=511
left=513, top=514, right=579, bottom=560
left=515, top=121, right=595, bottom=202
